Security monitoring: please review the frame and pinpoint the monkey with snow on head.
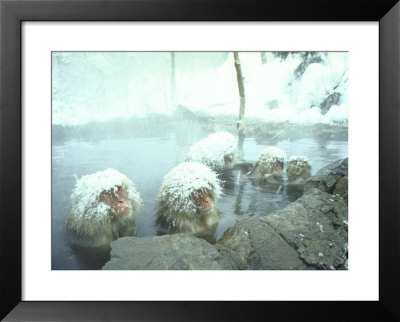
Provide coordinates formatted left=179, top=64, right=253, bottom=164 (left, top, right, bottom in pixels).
left=155, top=162, right=223, bottom=242
left=185, top=132, right=237, bottom=172
left=285, top=156, right=312, bottom=201
left=247, top=146, right=287, bottom=184
left=286, top=156, right=312, bottom=184
left=66, top=168, right=142, bottom=248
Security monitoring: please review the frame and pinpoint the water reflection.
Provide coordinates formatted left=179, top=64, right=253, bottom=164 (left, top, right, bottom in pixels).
left=52, top=136, right=348, bottom=270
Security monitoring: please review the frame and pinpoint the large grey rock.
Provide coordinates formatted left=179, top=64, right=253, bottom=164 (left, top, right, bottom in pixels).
left=216, top=217, right=310, bottom=270
left=102, top=234, right=233, bottom=270
left=216, top=188, right=348, bottom=270
left=305, top=158, right=348, bottom=194
left=333, top=177, right=348, bottom=200
left=263, top=189, right=348, bottom=269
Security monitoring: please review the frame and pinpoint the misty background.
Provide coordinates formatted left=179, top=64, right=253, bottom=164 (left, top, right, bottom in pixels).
left=52, top=52, right=347, bottom=131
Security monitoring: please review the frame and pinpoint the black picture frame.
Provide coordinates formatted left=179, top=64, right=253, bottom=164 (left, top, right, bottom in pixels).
left=1, top=0, right=399, bottom=321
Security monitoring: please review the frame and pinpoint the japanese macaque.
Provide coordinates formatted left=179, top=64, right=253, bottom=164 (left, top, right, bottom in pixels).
left=155, top=162, right=222, bottom=241
left=66, top=168, right=142, bottom=248
left=185, top=132, right=237, bottom=171
left=247, top=146, right=287, bottom=184
left=286, top=156, right=312, bottom=184
left=285, top=156, right=312, bottom=202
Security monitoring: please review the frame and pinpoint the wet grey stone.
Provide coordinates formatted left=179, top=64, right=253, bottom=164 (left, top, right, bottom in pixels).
left=305, top=158, right=348, bottom=194
left=333, top=177, right=348, bottom=200
left=261, top=188, right=348, bottom=269
left=216, top=185, right=348, bottom=270
left=102, top=234, right=233, bottom=270
left=216, top=217, right=310, bottom=270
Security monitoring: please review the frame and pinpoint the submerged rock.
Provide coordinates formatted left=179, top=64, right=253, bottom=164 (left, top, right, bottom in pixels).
left=102, top=234, right=233, bottom=270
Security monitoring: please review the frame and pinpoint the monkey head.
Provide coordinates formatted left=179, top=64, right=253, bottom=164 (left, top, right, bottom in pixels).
left=257, top=146, right=287, bottom=178
left=186, top=132, right=237, bottom=171
left=286, top=156, right=312, bottom=183
left=67, top=168, right=142, bottom=247
left=156, top=162, right=222, bottom=235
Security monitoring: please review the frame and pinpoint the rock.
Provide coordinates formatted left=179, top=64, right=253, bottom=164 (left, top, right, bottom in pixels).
left=216, top=217, right=310, bottom=270
left=102, top=234, right=233, bottom=270
left=305, top=158, right=348, bottom=194
left=263, top=189, right=348, bottom=269
left=333, top=177, right=348, bottom=200
left=216, top=188, right=348, bottom=270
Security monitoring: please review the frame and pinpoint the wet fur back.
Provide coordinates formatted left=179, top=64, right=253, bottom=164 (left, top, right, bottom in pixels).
left=67, top=207, right=136, bottom=247
left=156, top=198, right=221, bottom=235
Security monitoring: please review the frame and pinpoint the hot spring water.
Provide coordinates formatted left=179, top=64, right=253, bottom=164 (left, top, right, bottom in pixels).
left=52, top=136, right=348, bottom=269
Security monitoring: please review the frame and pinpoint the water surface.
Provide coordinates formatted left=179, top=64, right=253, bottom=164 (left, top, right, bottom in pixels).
left=52, top=135, right=348, bottom=269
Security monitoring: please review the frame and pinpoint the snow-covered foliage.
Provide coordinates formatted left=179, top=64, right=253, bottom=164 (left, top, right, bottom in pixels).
left=156, top=162, right=222, bottom=233
left=293, top=52, right=327, bottom=79
left=286, top=156, right=312, bottom=182
left=292, top=62, right=348, bottom=114
left=67, top=168, right=142, bottom=247
left=258, top=147, right=287, bottom=175
left=52, top=52, right=348, bottom=126
left=186, top=132, right=237, bottom=171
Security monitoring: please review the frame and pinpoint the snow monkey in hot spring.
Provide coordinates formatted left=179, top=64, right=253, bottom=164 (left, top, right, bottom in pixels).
left=247, top=146, right=287, bottom=184
left=286, top=156, right=312, bottom=184
left=185, top=132, right=237, bottom=172
left=155, top=162, right=223, bottom=242
left=285, top=156, right=312, bottom=201
left=66, top=168, right=143, bottom=248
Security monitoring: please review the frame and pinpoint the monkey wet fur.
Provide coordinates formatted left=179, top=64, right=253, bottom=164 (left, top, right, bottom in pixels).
left=66, top=168, right=142, bottom=248
left=156, top=162, right=222, bottom=238
left=247, top=146, right=287, bottom=183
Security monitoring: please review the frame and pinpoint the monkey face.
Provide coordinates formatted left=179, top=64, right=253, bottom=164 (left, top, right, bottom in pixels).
left=224, top=154, right=234, bottom=165
left=272, top=162, right=283, bottom=175
left=100, top=186, right=131, bottom=217
left=190, top=189, right=214, bottom=214
left=286, top=160, right=312, bottom=182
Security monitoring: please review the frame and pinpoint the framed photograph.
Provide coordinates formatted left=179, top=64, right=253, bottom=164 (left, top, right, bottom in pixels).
left=1, top=0, right=399, bottom=321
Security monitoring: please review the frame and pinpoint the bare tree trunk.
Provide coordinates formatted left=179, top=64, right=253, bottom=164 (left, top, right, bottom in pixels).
left=170, top=52, right=177, bottom=109
left=261, top=52, right=267, bottom=64
left=233, top=52, right=246, bottom=149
